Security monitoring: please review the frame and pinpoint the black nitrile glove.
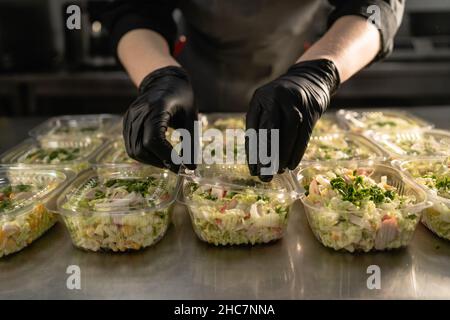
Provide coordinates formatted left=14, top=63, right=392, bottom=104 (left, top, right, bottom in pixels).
left=245, top=59, right=340, bottom=181
left=123, top=66, right=197, bottom=172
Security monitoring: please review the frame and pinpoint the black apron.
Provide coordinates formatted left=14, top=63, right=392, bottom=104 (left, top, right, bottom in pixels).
left=176, top=0, right=323, bottom=112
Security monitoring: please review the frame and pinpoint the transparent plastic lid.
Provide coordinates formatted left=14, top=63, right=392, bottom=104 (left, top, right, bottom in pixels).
left=294, top=161, right=429, bottom=213
left=302, top=132, right=387, bottom=163
left=369, top=130, right=450, bottom=158
left=337, top=109, right=433, bottom=133
left=200, top=113, right=246, bottom=131
left=180, top=164, right=299, bottom=196
left=0, top=166, right=68, bottom=219
left=29, top=114, right=121, bottom=138
left=94, top=138, right=137, bottom=165
left=395, top=157, right=450, bottom=205
left=312, top=113, right=345, bottom=136
left=1, top=137, right=104, bottom=167
left=94, top=134, right=181, bottom=165
left=57, top=165, right=180, bottom=215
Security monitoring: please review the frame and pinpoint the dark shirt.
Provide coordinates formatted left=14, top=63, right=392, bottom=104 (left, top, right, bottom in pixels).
left=102, top=0, right=404, bottom=112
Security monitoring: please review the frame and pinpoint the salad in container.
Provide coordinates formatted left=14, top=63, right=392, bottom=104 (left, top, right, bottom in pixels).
left=94, top=138, right=137, bottom=165
left=56, top=165, right=179, bottom=252
left=370, top=130, right=450, bottom=158
left=397, top=158, right=450, bottom=240
left=295, top=162, right=429, bottom=252
left=1, top=137, right=104, bottom=173
left=0, top=167, right=70, bottom=257
left=29, top=114, right=120, bottom=139
left=179, top=164, right=299, bottom=246
left=337, top=109, right=432, bottom=133
left=200, top=113, right=246, bottom=131
left=302, top=133, right=386, bottom=163
left=94, top=131, right=181, bottom=165
left=312, top=113, right=345, bottom=136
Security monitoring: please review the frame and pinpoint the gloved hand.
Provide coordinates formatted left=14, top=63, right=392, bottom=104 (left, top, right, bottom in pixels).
left=246, top=59, right=340, bottom=181
left=123, top=66, right=197, bottom=172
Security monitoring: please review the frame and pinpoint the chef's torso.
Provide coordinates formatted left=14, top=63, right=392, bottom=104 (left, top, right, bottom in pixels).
left=176, top=0, right=323, bottom=112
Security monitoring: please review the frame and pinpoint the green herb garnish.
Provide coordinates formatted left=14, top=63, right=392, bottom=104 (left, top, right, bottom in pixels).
left=375, top=121, right=396, bottom=127
left=330, top=175, right=396, bottom=206
left=104, top=177, right=157, bottom=197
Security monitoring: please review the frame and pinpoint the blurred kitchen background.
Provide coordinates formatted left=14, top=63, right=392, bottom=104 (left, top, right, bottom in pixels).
left=0, top=0, right=449, bottom=116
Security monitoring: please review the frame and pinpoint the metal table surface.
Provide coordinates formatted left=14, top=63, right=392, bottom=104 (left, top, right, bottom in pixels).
left=0, top=106, right=449, bottom=300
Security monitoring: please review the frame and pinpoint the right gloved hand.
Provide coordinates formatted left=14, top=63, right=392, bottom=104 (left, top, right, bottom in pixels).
left=123, top=66, right=197, bottom=172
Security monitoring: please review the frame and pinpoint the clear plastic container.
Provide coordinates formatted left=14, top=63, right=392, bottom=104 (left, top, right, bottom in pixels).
left=179, top=164, right=300, bottom=246
left=29, top=114, right=121, bottom=139
left=302, top=132, right=387, bottom=164
left=1, top=137, right=105, bottom=173
left=56, top=165, right=180, bottom=252
left=395, top=158, right=450, bottom=240
left=368, top=130, right=450, bottom=159
left=337, top=109, right=433, bottom=133
left=109, top=117, right=124, bottom=136
left=94, top=138, right=137, bottom=165
left=94, top=133, right=181, bottom=166
left=294, top=161, right=430, bottom=252
left=0, top=166, right=71, bottom=257
left=312, top=113, right=346, bottom=136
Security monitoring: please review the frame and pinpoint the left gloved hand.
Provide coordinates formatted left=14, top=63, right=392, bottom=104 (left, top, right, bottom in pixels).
left=245, top=59, right=340, bottom=181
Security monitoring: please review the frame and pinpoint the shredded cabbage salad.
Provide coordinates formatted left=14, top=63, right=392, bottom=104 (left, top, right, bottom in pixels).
left=341, top=111, right=425, bottom=133
left=184, top=166, right=291, bottom=245
left=312, top=117, right=342, bottom=136
left=23, top=147, right=83, bottom=164
left=303, top=167, right=419, bottom=252
left=0, top=181, right=58, bottom=258
left=208, top=117, right=245, bottom=131
left=303, top=136, right=373, bottom=162
left=384, top=134, right=450, bottom=157
left=54, top=125, right=100, bottom=135
left=61, top=176, right=172, bottom=252
left=100, top=140, right=137, bottom=164
left=17, top=140, right=100, bottom=172
left=403, top=160, right=450, bottom=240
left=100, top=132, right=179, bottom=165
left=359, top=113, right=418, bottom=131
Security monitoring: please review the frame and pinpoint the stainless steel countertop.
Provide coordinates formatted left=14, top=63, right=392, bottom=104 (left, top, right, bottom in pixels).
left=1, top=107, right=449, bottom=300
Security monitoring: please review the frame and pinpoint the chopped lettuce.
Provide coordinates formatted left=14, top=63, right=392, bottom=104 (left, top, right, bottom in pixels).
left=302, top=167, right=419, bottom=252
left=185, top=173, right=291, bottom=245
left=61, top=176, right=172, bottom=252
left=0, top=180, right=58, bottom=258
left=403, top=160, right=450, bottom=240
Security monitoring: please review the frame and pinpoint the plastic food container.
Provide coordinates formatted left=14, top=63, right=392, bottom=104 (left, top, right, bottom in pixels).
left=312, top=113, right=345, bottom=136
left=94, top=138, right=137, bottom=165
left=396, top=158, right=450, bottom=240
left=302, top=132, right=387, bottom=164
left=56, top=165, right=180, bottom=252
left=337, top=109, right=433, bottom=133
left=94, top=132, right=182, bottom=166
left=0, top=166, right=71, bottom=257
left=29, top=114, right=121, bottom=139
left=369, top=130, right=450, bottom=159
left=179, top=164, right=299, bottom=246
left=1, top=137, right=104, bottom=173
left=294, top=161, right=430, bottom=252
left=200, top=113, right=246, bottom=131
